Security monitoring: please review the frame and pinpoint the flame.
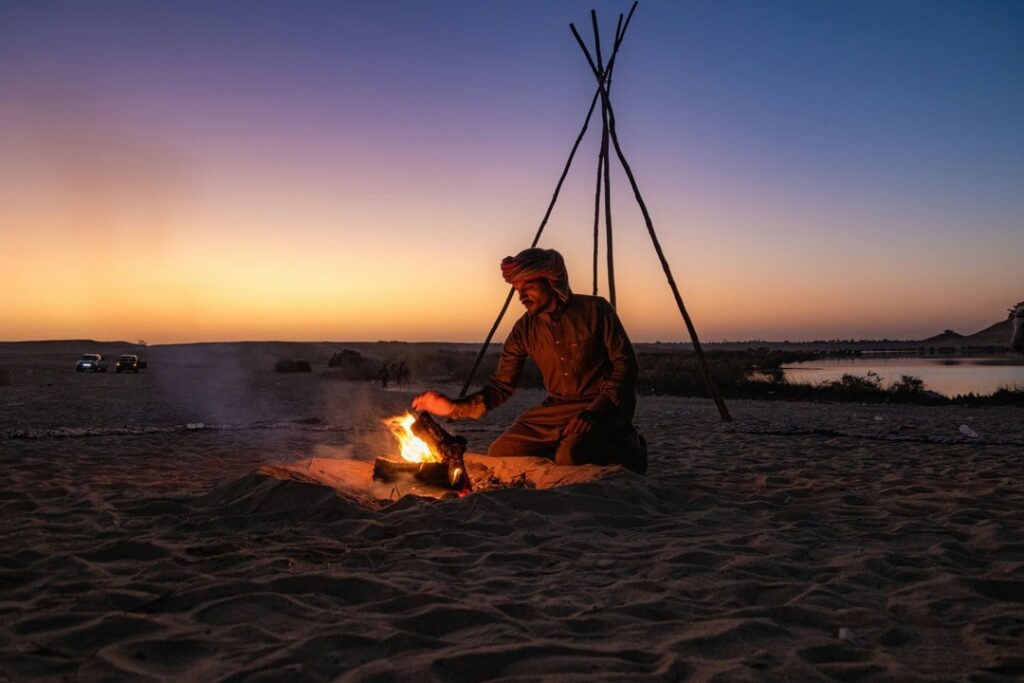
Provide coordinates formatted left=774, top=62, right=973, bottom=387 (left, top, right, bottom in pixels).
left=385, top=413, right=441, bottom=463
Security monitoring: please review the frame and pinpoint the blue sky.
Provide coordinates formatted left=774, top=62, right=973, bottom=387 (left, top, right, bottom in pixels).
left=2, top=1, right=1022, bottom=342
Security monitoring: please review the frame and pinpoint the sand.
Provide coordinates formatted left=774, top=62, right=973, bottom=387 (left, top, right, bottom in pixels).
left=2, top=342, right=1023, bottom=681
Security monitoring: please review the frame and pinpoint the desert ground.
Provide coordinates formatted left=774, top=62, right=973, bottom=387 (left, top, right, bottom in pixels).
left=2, top=342, right=1023, bottom=681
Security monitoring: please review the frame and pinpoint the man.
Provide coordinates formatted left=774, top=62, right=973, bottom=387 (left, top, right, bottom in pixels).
left=412, top=247, right=646, bottom=473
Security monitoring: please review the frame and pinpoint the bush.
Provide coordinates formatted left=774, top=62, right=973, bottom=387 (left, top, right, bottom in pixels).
left=955, top=386, right=1024, bottom=406
left=636, top=350, right=815, bottom=397
left=636, top=350, right=959, bottom=405
left=401, top=349, right=544, bottom=388
left=274, top=359, right=312, bottom=373
left=325, top=349, right=378, bottom=380
left=834, top=372, right=883, bottom=392
left=328, top=349, right=364, bottom=368
left=891, top=374, right=927, bottom=400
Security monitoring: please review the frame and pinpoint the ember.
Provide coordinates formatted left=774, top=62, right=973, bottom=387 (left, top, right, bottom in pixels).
left=375, top=412, right=472, bottom=492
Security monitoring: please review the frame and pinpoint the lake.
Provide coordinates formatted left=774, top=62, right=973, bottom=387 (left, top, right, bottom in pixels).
left=781, top=356, right=1024, bottom=397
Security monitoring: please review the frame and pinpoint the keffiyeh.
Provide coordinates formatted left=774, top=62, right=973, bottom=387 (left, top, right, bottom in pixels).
left=500, top=248, right=572, bottom=303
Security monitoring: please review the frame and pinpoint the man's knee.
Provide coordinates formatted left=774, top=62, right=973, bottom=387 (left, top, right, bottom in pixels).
left=488, top=431, right=553, bottom=458
left=487, top=435, right=521, bottom=457
left=554, top=439, right=578, bottom=465
left=555, top=433, right=601, bottom=465
left=555, top=426, right=621, bottom=466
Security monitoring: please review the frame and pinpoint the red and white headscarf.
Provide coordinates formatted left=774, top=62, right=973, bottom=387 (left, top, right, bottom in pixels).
left=500, top=248, right=572, bottom=303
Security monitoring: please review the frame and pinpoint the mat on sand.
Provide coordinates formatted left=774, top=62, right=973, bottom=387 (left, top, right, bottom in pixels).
left=259, top=454, right=622, bottom=504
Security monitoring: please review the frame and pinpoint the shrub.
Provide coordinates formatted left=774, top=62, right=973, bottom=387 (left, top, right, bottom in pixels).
left=328, top=348, right=365, bottom=368
left=274, top=359, right=312, bottom=373
left=891, top=374, right=926, bottom=400
left=325, top=348, right=378, bottom=380
left=835, top=372, right=883, bottom=392
left=956, top=386, right=1024, bottom=406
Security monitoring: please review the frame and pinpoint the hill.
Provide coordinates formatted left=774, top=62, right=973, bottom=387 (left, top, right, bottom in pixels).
left=920, top=329, right=965, bottom=344
left=961, top=318, right=1014, bottom=347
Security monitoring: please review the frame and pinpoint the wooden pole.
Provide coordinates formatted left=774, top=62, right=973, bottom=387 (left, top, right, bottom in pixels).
left=592, top=10, right=616, bottom=308
left=600, top=90, right=615, bottom=308
left=460, top=6, right=637, bottom=398
left=591, top=145, right=603, bottom=296
left=459, top=90, right=601, bottom=398
left=604, top=99, right=732, bottom=421
left=572, top=8, right=733, bottom=422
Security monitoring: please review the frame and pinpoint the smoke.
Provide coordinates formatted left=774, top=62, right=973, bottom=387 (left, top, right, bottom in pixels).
left=141, top=342, right=423, bottom=462
left=148, top=344, right=256, bottom=425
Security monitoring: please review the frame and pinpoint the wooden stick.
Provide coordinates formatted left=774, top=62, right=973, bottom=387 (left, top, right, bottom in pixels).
left=590, top=8, right=605, bottom=298
left=590, top=10, right=604, bottom=73
left=604, top=98, right=733, bottom=422
left=593, top=9, right=616, bottom=308
left=591, top=143, right=603, bottom=296
left=460, top=6, right=638, bottom=397
left=572, top=7, right=732, bottom=422
left=601, top=92, right=616, bottom=308
left=459, top=89, right=601, bottom=398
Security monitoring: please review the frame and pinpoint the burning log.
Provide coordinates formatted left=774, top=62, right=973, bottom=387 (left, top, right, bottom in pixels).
left=374, top=411, right=472, bottom=492
left=371, top=459, right=454, bottom=488
left=410, top=412, right=469, bottom=486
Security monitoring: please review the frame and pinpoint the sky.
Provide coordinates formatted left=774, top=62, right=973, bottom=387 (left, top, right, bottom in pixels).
left=2, top=0, right=1022, bottom=344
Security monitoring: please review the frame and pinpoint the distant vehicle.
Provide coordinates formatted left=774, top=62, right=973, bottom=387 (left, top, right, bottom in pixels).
left=115, top=354, right=141, bottom=373
left=76, top=354, right=108, bottom=372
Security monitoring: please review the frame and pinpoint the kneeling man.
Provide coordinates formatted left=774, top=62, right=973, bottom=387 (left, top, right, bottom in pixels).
left=413, top=247, right=646, bottom=472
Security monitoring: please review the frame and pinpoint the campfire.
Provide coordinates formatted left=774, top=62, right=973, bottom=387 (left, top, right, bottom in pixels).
left=373, top=412, right=472, bottom=493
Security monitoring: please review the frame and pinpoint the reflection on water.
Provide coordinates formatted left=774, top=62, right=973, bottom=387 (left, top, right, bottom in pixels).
left=781, top=357, right=1024, bottom=397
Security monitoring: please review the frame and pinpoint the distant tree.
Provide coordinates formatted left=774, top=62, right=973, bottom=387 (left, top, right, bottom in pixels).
left=326, top=348, right=378, bottom=380
left=1009, top=301, right=1024, bottom=318
left=328, top=348, right=364, bottom=368
left=137, top=339, right=148, bottom=347
left=275, top=359, right=312, bottom=373
left=891, top=375, right=926, bottom=398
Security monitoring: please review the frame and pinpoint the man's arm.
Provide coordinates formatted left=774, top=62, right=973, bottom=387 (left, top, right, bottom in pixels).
left=414, top=321, right=529, bottom=420
left=585, top=299, right=638, bottom=418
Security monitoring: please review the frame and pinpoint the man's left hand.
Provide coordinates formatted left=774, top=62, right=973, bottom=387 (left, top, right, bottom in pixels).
left=564, top=410, right=596, bottom=435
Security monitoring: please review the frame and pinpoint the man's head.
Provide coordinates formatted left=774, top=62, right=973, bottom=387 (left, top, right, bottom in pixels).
left=500, top=248, right=571, bottom=314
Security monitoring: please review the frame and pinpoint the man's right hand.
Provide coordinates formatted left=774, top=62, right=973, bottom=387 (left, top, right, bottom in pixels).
left=411, top=390, right=455, bottom=417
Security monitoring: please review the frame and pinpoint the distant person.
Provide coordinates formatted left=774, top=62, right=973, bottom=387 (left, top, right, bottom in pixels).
left=395, top=360, right=410, bottom=386
left=378, top=363, right=390, bottom=389
left=1011, top=302, right=1024, bottom=353
left=413, top=247, right=646, bottom=473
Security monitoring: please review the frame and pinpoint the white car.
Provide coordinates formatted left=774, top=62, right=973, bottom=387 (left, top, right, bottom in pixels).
left=115, top=354, right=141, bottom=373
left=76, top=354, right=108, bottom=372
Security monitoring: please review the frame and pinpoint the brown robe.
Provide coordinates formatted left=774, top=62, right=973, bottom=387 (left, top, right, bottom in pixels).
left=452, top=294, right=638, bottom=465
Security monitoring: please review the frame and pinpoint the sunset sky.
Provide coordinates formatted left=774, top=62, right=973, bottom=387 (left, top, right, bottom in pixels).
left=2, top=1, right=1022, bottom=344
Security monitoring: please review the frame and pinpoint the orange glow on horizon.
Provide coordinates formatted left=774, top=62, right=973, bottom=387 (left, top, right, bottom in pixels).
left=2, top=105, right=1019, bottom=345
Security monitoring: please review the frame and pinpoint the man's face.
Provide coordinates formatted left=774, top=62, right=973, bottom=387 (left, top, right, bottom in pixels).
left=513, top=278, right=556, bottom=315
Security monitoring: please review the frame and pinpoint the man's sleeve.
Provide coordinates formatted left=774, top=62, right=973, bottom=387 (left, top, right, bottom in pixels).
left=449, top=321, right=528, bottom=420
left=585, top=300, right=638, bottom=417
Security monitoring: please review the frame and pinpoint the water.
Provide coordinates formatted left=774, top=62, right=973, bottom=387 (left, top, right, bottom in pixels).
left=781, top=356, right=1024, bottom=397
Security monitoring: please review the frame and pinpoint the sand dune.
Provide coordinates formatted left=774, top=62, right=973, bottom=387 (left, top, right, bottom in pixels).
left=2, top=345, right=1023, bottom=680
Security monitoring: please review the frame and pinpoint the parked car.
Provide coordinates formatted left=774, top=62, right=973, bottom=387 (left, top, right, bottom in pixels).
left=115, top=354, right=141, bottom=373
left=76, top=354, right=108, bottom=372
